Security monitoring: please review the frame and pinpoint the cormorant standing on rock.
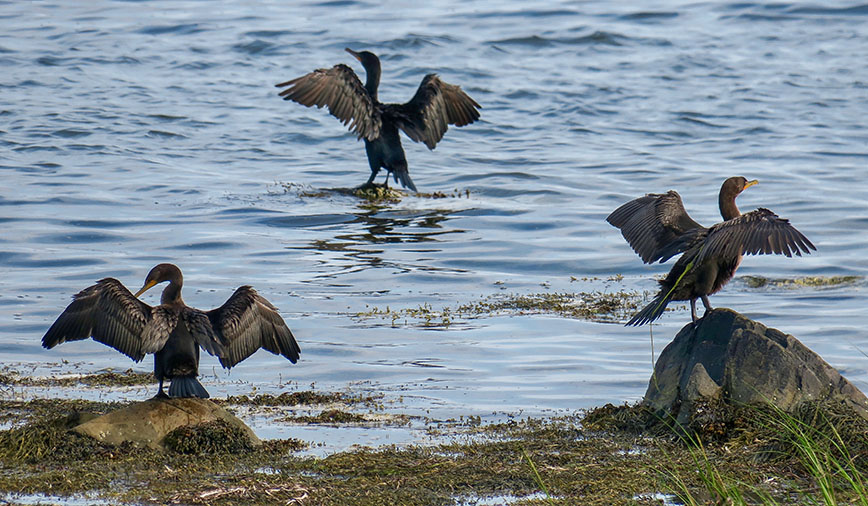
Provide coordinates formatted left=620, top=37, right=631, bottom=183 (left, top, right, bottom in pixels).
left=607, top=177, right=815, bottom=325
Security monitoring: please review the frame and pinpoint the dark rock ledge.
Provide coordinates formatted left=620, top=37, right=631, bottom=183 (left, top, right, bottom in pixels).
left=643, top=308, right=868, bottom=425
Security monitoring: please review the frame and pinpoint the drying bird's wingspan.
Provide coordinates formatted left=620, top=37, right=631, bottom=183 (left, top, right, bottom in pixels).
left=207, top=286, right=301, bottom=369
left=606, top=190, right=705, bottom=264
left=41, top=278, right=169, bottom=362
left=391, top=74, right=482, bottom=149
left=276, top=64, right=381, bottom=141
left=696, top=208, right=817, bottom=265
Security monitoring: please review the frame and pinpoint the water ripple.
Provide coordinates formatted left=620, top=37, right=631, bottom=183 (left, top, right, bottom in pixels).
left=136, top=23, right=207, bottom=35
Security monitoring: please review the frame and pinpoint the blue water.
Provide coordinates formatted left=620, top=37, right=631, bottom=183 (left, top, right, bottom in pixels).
left=2, top=0, right=867, bottom=449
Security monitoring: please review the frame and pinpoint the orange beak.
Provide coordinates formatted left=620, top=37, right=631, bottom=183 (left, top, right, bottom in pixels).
left=345, top=48, right=361, bottom=61
left=134, top=279, right=158, bottom=298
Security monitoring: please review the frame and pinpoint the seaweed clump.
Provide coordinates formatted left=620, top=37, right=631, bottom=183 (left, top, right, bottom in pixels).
left=356, top=289, right=642, bottom=328
left=582, top=403, right=658, bottom=435
left=30, top=369, right=154, bottom=388
left=163, top=420, right=256, bottom=455
left=291, top=409, right=368, bottom=424
left=742, top=275, right=860, bottom=289
left=222, top=390, right=380, bottom=407
left=0, top=415, right=113, bottom=464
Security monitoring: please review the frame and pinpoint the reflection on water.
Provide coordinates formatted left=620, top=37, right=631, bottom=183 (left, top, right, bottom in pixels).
left=313, top=206, right=462, bottom=246
left=288, top=201, right=471, bottom=278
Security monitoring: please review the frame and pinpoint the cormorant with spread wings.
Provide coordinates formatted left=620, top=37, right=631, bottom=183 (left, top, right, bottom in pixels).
left=42, top=264, right=300, bottom=398
left=607, top=177, right=815, bottom=325
left=276, top=48, right=481, bottom=192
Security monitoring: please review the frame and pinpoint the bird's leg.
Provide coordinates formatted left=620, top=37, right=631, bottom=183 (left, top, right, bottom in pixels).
left=154, top=378, right=169, bottom=399
left=356, top=170, right=385, bottom=191
left=690, top=299, right=698, bottom=323
left=357, top=171, right=377, bottom=189
left=700, top=295, right=713, bottom=317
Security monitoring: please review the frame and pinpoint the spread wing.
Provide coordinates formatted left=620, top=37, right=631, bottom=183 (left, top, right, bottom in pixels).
left=181, top=308, right=225, bottom=358
left=696, top=208, right=816, bottom=265
left=41, top=278, right=172, bottom=362
left=207, top=286, right=300, bottom=369
left=606, top=190, right=706, bottom=264
left=390, top=74, right=481, bottom=149
left=276, top=64, right=381, bottom=141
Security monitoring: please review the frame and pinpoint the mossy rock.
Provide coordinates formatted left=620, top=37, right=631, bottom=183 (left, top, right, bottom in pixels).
left=73, top=397, right=261, bottom=450
left=163, top=419, right=256, bottom=454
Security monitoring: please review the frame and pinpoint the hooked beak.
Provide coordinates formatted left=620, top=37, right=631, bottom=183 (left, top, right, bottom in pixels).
left=134, top=279, right=158, bottom=298
left=744, top=179, right=758, bottom=190
left=345, top=48, right=361, bottom=61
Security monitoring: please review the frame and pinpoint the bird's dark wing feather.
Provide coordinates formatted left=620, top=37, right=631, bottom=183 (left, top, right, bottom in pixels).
left=390, top=74, right=481, bottom=149
left=207, top=286, right=300, bottom=369
left=181, top=308, right=225, bottom=358
left=606, top=190, right=706, bottom=264
left=276, top=64, right=381, bottom=141
left=697, top=208, right=816, bottom=265
left=41, top=278, right=170, bottom=362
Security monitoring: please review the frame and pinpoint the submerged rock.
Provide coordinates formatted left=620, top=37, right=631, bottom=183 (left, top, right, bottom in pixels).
left=643, top=308, right=868, bottom=425
left=73, top=397, right=261, bottom=450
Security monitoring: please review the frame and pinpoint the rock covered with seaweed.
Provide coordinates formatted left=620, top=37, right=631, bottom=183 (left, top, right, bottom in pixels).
left=643, top=308, right=868, bottom=426
left=73, top=397, right=261, bottom=450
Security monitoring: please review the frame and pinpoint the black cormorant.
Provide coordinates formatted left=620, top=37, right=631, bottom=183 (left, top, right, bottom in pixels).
left=607, top=177, right=815, bottom=325
left=42, top=263, right=301, bottom=398
left=276, top=48, right=481, bottom=192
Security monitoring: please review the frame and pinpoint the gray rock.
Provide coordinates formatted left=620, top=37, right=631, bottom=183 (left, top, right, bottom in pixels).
left=643, top=308, right=868, bottom=425
left=73, top=397, right=261, bottom=450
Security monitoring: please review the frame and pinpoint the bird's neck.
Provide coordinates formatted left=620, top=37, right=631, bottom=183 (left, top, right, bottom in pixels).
left=719, top=194, right=741, bottom=221
left=364, top=67, right=380, bottom=102
left=161, top=282, right=183, bottom=305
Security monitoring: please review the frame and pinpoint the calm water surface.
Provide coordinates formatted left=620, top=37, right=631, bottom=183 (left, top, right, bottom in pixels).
left=2, top=0, right=867, bottom=451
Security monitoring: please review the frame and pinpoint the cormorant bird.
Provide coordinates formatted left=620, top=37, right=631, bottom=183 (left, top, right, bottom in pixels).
left=276, top=48, right=481, bottom=192
left=607, top=177, right=815, bottom=325
left=42, top=264, right=301, bottom=398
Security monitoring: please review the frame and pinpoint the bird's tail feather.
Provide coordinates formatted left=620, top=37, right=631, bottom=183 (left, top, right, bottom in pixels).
left=168, top=376, right=210, bottom=398
left=392, top=168, right=417, bottom=192
left=626, top=291, right=672, bottom=326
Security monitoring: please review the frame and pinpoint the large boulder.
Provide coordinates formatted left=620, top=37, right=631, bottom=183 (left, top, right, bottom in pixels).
left=643, top=308, right=868, bottom=425
left=73, top=397, right=261, bottom=450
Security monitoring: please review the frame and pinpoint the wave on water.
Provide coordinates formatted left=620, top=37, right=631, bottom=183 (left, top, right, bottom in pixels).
left=490, top=31, right=671, bottom=48
left=136, top=23, right=207, bottom=35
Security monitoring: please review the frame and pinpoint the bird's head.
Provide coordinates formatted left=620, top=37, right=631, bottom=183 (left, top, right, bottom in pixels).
left=135, top=263, right=183, bottom=297
left=718, top=176, right=759, bottom=220
left=345, top=48, right=381, bottom=72
left=723, top=176, right=758, bottom=197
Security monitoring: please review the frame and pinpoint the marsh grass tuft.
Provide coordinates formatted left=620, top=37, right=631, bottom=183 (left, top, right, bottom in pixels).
left=657, top=400, right=868, bottom=506
left=522, top=448, right=557, bottom=505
